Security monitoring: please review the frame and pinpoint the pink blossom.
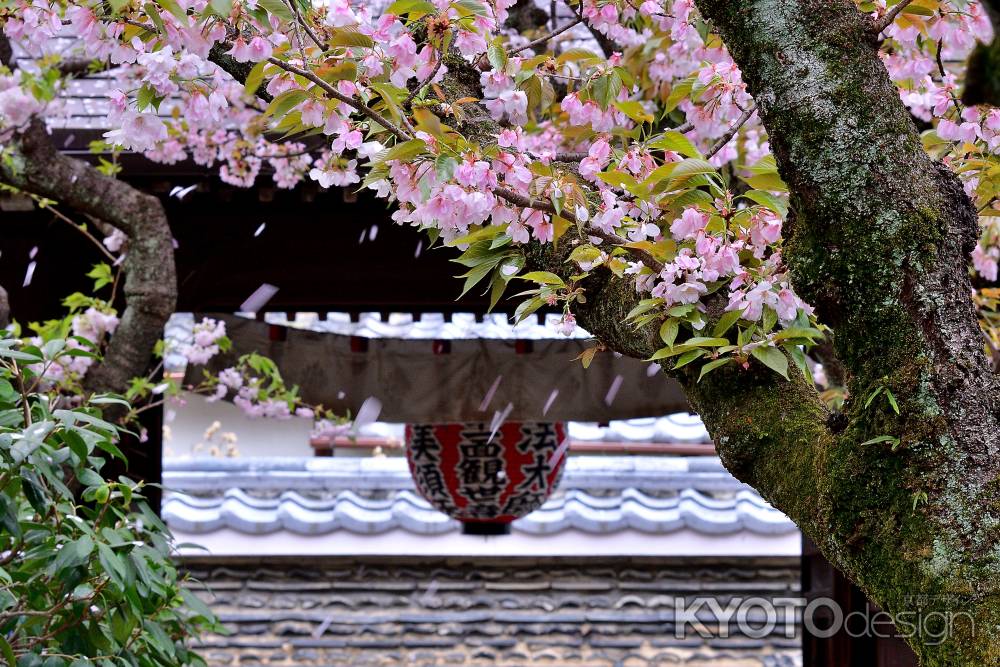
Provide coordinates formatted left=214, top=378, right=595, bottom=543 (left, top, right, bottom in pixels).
left=669, top=208, right=708, bottom=240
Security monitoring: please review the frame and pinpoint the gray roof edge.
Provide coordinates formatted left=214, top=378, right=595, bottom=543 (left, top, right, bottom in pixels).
left=162, top=455, right=747, bottom=493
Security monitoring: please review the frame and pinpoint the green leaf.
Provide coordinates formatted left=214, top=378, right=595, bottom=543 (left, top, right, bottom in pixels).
left=330, top=28, right=374, bottom=48
left=98, top=543, right=127, bottom=591
left=257, top=0, right=293, bottom=21
left=741, top=189, right=789, bottom=218
left=244, top=60, right=268, bottom=97
left=861, top=435, right=900, bottom=446
left=664, top=77, right=694, bottom=112
left=625, top=298, right=663, bottom=322
left=750, top=345, right=789, bottom=379
left=659, top=318, right=679, bottom=348
left=208, top=0, right=232, bottom=15
left=518, top=271, right=565, bottom=286
left=144, top=3, right=167, bottom=33
left=86, top=263, right=114, bottom=291
left=265, top=89, right=310, bottom=120
left=864, top=386, right=884, bottom=409
left=457, top=261, right=499, bottom=298
left=613, top=100, right=654, bottom=124
left=487, top=36, right=508, bottom=72
left=0, top=635, right=14, bottom=667
left=649, top=131, right=701, bottom=158
left=673, top=348, right=706, bottom=369
left=698, top=358, right=731, bottom=382
left=317, top=60, right=358, bottom=84
left=712, top=310, right=742, bottom=338
left=684, top=337, right=729, bottom=347
left=385, top=0, right=437, bottom=16
left=885, top=389, right=900, bottom=415
left=742, top=171, right=788, bottom=192
left=155, top=0, right=188, bottom=24
left=379, top=138, right=427, bottom=163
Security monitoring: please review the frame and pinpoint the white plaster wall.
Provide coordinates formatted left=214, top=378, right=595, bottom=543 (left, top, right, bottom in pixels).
left=164, top=392, right=314, bottom=459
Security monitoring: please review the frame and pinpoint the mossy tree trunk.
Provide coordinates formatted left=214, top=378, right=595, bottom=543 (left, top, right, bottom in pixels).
left=526, top=1, right=1000, bottom=663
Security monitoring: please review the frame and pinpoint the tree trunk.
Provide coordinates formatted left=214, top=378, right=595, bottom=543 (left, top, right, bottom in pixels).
left=675, top=1, right=998, bottom=663
left=522, top=1, right=1000, bottom=662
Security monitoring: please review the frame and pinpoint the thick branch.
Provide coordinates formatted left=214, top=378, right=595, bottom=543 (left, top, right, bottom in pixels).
left=1, top=123, right=176, bottom=394
left=0, top=33, right=175, bottom=394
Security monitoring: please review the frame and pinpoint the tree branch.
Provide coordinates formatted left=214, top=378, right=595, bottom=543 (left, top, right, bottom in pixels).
left=2, top=121, right=177, bottom=394
left=704, top=104, right=756, bottom=160
left=871, top=0, right=915, bottom=34
left=493, top=186, right=665, bottom=272
left=0, top=284, right=9, bottom=330
left=508, top=16, right=582, bottom=56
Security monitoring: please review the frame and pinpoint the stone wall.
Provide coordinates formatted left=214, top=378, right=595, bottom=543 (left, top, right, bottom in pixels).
left=182, top=556, right=801, bottom=667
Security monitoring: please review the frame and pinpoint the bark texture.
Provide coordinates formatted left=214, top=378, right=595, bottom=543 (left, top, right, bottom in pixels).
left=682, top=2, right=1000, bottom=663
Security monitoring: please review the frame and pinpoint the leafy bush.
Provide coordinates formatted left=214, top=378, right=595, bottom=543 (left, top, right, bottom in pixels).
left=0, top=333, right=220, bottom=667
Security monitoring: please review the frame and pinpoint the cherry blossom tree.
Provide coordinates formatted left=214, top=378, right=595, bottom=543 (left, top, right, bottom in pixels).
left=0, top=0, right=999, bottom=662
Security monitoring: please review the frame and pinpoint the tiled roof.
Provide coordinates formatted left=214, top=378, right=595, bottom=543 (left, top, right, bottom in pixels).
left=162, top=456, right=796, bottom=537
left=163, top=486, right=794, bottom=537
left=183, top=558, right=803, bottom=667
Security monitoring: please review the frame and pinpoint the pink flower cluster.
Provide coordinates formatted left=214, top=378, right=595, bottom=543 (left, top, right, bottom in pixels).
left=182, top=317, right=226, bottom=365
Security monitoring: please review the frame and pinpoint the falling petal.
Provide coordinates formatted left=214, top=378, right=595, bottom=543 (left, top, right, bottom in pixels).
left=312, top=616, right=334, bottom=639
left=28, top=246, right=37, bottom=259
left=358, top=229, right=366, bottom=244
left=337, top=391, right=346, bottom=400
left=22, top=261, right=36, bottom=287
left=479, top=374, right=503, bottom=412
left=240, top=283, right=279, bottom=313
left=415, top=240, right=423, bottom=258
left=604, top=374, right=624, bottom=406
left=488, top=402, right=513, bottom=444
left=172, top=183, right=198, bottom=200
left=646, top=363, right=659, bottom=377
left=419, top=579, right=440, bottom=607
left=369, top=225, right=378, bottom=241
left=254, top=223, right=266, bottom=237
left=63, top=133, right=75, bottom=147
left=542, top=389, right=559, bottom=416
left=548, top=436, right=571, bottom=468
left=351, top=396, right=382, bottom=436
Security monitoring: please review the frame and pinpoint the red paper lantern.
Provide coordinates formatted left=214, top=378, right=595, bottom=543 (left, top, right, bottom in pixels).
left=405, top=421, right=567, bottom=535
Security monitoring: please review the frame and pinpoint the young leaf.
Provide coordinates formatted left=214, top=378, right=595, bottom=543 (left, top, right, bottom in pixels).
left=750, top=345, right=789, bottom=379
left=698, top=358, right=731, bottom=382
left=518, top=271, right=565, bottom=286
left=712, top=310, right=742, bottom=337
left=659, top=318, right=679, bottom=348
left=673, top=348, right=706, bottom=369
